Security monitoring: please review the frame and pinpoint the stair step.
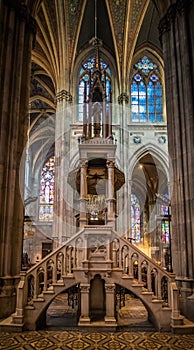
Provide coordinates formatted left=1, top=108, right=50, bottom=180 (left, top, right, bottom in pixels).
left=0, top=316, right=24, bottom=332
left=132, top=283, right=144, bottom=287
left=171, top=318, right=194, bottom=334
left=43, top=290, right=55, bottom=295
left=33, top=297, right=45, bottom=302
left=25, top=305, right=35, bottom=310
left=151, top=299, right=164, bottom=304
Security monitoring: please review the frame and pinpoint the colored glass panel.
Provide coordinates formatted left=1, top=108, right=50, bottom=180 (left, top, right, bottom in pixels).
left=39, top=156, right=55, bottom=222
left=78, top=56, right=112, bottom=120
left=131, top=194, right=141, bottom=243
left=130, top=56, right=163, bottom=122
left=161, top=220, right=170, bottom=244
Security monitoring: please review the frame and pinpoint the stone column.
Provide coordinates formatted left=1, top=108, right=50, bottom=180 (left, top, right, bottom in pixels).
left=53, top=90, right=73, bottom=246
left=79, top=160, right=88, bottom=228
left=159, top=0, right=194, bottom=320
left=105, top=283, right=117, bottom=326
left=117, top=92, right=129, bottom=234
left=0, top=1, right=36, bottom=318
left=106, top=160, right=115, bottom=226
left=78, top=283, right=90, bottom=325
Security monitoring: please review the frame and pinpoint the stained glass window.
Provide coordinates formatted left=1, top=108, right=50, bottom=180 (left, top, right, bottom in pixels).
left=39, top=156, right=55, bottom=221
left=78, top=56, right=112, bottom=121
left=161, top=220, right=170, bottom=244
left=131, top=194, right=141, bottom=243
left=130, top=56, right=163, bottom=122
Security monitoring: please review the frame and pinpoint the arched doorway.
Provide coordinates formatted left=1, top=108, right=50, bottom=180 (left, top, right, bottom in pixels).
left=90, top=274, right=105, bottom=321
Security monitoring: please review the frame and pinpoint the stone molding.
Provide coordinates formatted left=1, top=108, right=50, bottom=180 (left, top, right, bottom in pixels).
left=159, top=0, right=192, bottom=40
left=118, top=92, right=129, bottom=105
left=3, top=0, right=37, bottom=46
left=56, top=90, right=73, bottom=103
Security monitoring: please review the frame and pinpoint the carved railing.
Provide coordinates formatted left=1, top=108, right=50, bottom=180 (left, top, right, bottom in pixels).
left=14, top=227, right=180, bottom=325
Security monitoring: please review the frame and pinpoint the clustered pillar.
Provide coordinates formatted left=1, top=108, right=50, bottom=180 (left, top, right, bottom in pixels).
left=0, top=1, right=36, bottom=318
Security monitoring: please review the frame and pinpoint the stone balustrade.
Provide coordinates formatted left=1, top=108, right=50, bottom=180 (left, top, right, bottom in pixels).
left=10, top=226, right=183, bottom=331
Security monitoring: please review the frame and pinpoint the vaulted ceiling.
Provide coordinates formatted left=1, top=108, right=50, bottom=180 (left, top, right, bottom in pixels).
left=29, top=0, right=162, bottom=165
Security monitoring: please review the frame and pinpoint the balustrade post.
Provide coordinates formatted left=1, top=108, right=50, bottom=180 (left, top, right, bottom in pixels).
left=68, top=248, right=72, bottom=274
left=112, top=249, right=117, bottom=267
left=44, top=266, right=47, bottom=291
left=34, top=273, right=39, bottom=299
left=53, top=256, right=57, bottom=283
left=129, top=256, right=133, bottom=276
left=138, top=260, right=142, bottom=283
left=158, top=274, right=162, bottom=299
left=83, top=235, right=88, bottom=261
left=64, top=249, right=67, bottom=275
left=147, top=264, right=152, bottom=291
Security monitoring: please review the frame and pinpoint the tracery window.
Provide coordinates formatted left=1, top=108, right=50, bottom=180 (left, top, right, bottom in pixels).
left=39, top=156, right=55, bottom=222
left=78, top=56, right=112, bottom=121
left=131, top=194, right=141, bottom=243
left=130, top=56, right=163, bottom=122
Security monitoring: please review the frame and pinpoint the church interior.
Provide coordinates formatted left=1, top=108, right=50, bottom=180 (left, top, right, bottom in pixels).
left=0, top=0, right=194, bottom=347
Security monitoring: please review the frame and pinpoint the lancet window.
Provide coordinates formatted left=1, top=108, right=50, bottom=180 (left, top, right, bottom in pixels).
left=78, top=56, right=112, bottom=121
left=131, top=194, right=141, bottom=243
left=130, top=56, right=163, bottom=122
left=39, top=156, right=55, bottom=221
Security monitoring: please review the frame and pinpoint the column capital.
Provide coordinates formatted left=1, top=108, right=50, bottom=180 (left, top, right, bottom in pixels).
left=80, top=283, right=90, bottom=292
left=106, top=160, right=114, bottom=168
left=105, top=283, right=115, bottom=292
left=158, top=0, right=191, bottom=41
left=3, top=1, right=37, bottom=46
left=118, top=92, right=129, bottom=105
left=80, top=160, right=88, bottom=168
left=56, top=89, right=73, bottom=103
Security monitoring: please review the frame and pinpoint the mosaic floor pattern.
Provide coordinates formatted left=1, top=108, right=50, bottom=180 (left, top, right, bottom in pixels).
left=0, top=330, right=194, bottom=350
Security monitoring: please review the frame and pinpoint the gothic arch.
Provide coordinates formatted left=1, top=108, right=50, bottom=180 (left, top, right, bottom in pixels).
left=72, top=45, right=118, bottom=105
left=128, top=143, right=170, bottom=183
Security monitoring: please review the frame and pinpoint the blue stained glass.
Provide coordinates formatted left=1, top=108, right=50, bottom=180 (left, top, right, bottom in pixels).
left=131, top=81, right=138, bottom=92
left=132, top=113, right=139, bottom=121
left=156, top=97, right=162, bottom=104
left=130, top=56, right=163, bottom=123
left=140, top=105, right=146, bottom=113
left=134, top=74, right=142, bottom=82
left=139, top=94, right=146, bottom=103
left=148, top=113, right=155, bottom=122
left=148, top=104, right=154, bottom=113
left=150, top=74, right=159, bottom=82
left=156, top=87, right=162, bottom=96
left=132, top=105, right=138, bottom=113
left=132, top=96, right=138, bottom=104
left=78, top=56, right=112, bottom=120
left=140, top=113, right=147, bottom=121
left=156, top=114, right=163, bottom=122
left=156, top=104, right=162, bottom=112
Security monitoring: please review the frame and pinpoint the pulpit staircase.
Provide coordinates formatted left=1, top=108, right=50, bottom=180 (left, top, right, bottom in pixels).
left=1, top=226, right=194, bottom=333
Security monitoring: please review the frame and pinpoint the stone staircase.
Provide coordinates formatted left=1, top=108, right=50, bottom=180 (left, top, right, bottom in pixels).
left=0, top=226, right=194, bottom=333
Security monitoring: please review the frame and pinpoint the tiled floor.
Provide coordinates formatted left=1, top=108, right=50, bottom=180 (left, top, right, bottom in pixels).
left=0, top=330, right=194, bottom=350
